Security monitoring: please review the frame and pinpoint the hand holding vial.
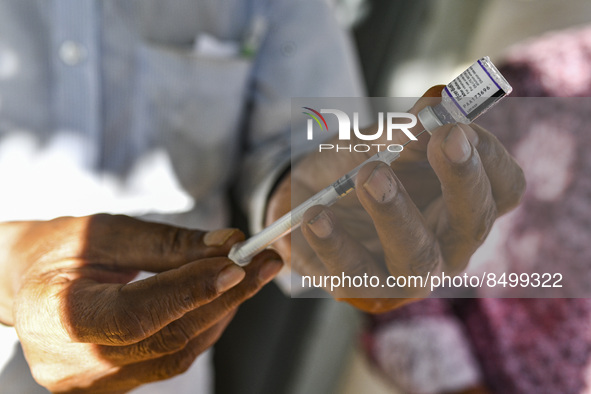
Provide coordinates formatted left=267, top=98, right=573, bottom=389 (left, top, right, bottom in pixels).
left=258, top=58, right=525, bottom=312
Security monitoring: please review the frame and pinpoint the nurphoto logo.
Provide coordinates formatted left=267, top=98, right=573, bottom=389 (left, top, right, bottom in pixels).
left=302, top=107, right=417, bottom=153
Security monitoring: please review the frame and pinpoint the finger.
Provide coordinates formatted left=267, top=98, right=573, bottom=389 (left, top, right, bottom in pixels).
left=422, top=85, right=446, bottom=98
left=161, top=250, right=281, bottom=338
left=370, top=85, right=446, bottom=157
left=65, top=257, right=247, bottom=345
left=426, top=123, right=498, bottom=271
left=88, top=314, right=235, bottom=393
left=125, top=314, right=233, bottom=384
left=354, top=161, right=443, bottom=282
left=97, top=251, right=282, bottom=363
left=407, top=86, right=525, bottom=215
left=301, top=205, right=391, bottom=298
left=85, top=214, right=245, bottom=272
left=374, top=84, right=446, bottom=161
left=470, top=123, right=526, bottom=215
left=380, top=85, right=446, bottom=161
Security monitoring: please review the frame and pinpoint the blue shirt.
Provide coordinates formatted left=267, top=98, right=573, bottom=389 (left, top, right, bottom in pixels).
left=0, top=0, right=364, bottom=392
left=0, top=0, right=364, bottom=230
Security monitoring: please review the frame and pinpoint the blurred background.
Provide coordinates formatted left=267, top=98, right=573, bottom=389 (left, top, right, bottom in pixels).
left=213, top=1, right=591, bottom=393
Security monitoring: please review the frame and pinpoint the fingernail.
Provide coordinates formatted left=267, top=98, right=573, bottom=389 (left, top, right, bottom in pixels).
left=363, top=164, right=397, bottom=203
left=258, top=259, right=283, bottom=283
left=458, top=123, right=479, bottom=146
left=204, top=229, right=238, bottom=247
left=307, top=210, right=333, bottom=238
left=215, top=265, right=245, bottom=292
left=442, top=125, right=471, bottom=163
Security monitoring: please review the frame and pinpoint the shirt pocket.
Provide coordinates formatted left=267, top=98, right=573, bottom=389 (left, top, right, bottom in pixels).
left=132, top=40, right=253, bottom=199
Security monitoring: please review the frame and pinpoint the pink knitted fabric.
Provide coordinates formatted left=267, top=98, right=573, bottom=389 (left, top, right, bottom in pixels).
left=502, top=25, right=591, bottom=97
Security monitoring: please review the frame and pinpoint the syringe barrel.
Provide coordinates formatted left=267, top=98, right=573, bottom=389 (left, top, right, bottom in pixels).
left=229, top=185, right=339, bottom=266
left=228, top=149, right=402, bottom=266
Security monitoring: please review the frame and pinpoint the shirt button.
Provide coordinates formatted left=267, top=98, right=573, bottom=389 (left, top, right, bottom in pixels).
left=58, top=40, right=87, bottom=66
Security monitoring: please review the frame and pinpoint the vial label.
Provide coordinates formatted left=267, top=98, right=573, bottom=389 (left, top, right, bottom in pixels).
left=444, top=59, right=506, bottom=121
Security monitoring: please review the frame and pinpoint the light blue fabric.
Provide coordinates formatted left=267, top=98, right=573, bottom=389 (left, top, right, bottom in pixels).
left=0, top=0, right=365, bottom=391
left=0, top=0, right=364, bottom=228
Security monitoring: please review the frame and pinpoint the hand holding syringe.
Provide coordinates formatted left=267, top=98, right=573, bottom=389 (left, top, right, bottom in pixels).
left=229, top=57, right=512, bottom=266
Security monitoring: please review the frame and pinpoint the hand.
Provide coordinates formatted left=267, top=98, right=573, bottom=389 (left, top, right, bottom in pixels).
left=267, top=86, right=525, bottom=313
left=0, top=214, right=282, bottom=393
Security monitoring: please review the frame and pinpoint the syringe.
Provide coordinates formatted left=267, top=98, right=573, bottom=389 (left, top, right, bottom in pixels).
left=228, top=130, right=428, bottom=266
left=228, top=56, right=512, bottom=266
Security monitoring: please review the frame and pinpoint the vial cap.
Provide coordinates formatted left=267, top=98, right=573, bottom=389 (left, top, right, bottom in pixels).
left=418, top=106, right=443, bottom=133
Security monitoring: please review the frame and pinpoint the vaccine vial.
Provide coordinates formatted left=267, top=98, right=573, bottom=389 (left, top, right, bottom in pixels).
left=418, top=56, right=513, bottom=133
